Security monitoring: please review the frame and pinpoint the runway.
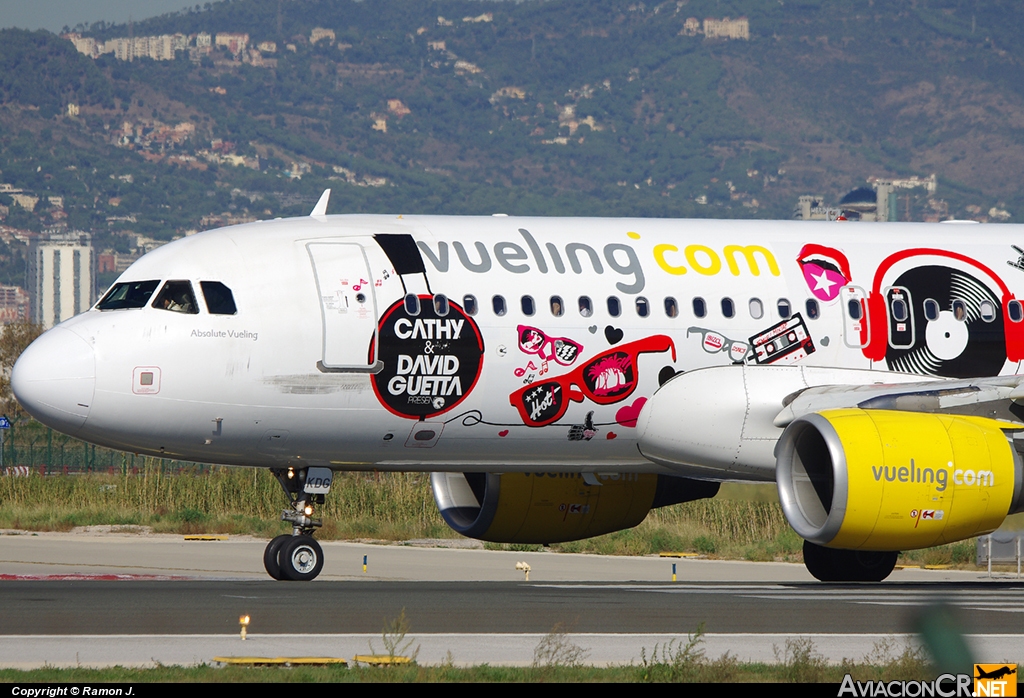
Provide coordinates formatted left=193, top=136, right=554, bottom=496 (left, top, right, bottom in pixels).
left=1, top=531, right=1022, bottom=667
left=6, top=579, right=1024, bottom=635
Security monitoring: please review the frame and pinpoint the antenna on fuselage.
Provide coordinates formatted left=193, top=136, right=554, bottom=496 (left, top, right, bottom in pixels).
left=310, top=189, right=331, bottom=216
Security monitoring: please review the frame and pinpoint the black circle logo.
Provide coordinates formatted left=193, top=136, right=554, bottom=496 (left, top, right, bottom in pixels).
left=371, top=296, right=484, bottom=418
left=886, top=265, right=1006, bottom=378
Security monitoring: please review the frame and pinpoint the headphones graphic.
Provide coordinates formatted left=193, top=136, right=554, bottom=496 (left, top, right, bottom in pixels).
left=862, top=248, right=1024, bottom=364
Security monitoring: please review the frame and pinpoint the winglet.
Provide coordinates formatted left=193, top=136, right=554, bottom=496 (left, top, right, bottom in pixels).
left=310, top=189, right=331, bottom=217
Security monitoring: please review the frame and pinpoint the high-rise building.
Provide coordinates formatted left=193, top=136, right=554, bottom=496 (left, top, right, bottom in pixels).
left=0, top=285, right=30, bottom=324
left=28, top=232, right=94, bottom=329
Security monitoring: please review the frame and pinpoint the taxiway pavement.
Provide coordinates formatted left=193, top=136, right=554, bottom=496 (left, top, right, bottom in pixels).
left=0, top=531, right=1020, bottom=668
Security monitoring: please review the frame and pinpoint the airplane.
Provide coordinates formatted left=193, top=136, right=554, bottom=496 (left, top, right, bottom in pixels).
left=12, top=189, right=1024, bottom=583
left=976, top=666, right=1017, bottom=681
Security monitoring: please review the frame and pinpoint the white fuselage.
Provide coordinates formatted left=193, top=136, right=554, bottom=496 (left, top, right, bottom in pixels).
left=13, top=215, right=1024, bottom=479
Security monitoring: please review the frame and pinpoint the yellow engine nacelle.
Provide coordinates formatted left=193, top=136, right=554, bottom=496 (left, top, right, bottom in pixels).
left=431, top=471, right=719, bottom=544
left=776, top=409, right=1024, bottom=551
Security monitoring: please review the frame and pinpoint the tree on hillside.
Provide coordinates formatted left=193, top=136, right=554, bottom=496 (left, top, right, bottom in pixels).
left=0, top=323, right=43, bottom=420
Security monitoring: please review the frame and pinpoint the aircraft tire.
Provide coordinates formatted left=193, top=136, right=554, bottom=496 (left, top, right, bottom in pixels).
left=263, top=534, right=292, bottom=580
left=803, top=541, right=897, bottom=582
left=844, top=550, right=898, bottom=582
left=802, top=540, right=839, bottom=582
left=279, top=535, right=324, bottom=582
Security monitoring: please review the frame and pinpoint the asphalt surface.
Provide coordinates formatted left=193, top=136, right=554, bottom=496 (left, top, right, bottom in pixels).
left=0, top=531, right=1021, bottom=667
left=2, top=579, right=1023, bottom=635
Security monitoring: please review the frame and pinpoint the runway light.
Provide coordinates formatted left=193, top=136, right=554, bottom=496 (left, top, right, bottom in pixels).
left=516, top=561, right=531, bottom=581
left=239, top=614, right=250, bottom=640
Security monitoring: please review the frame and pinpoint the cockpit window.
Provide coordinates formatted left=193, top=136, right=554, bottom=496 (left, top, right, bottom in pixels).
left=97, top=280, right=160, bottom=310
left=152, top=280, right=199, bottom=314
left=200, top=281, right=237, bottom=315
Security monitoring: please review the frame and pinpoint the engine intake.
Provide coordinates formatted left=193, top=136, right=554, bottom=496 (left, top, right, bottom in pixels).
left=431, top=471, right=719, bottom=544
left=776, top=409, right=1024, bottom=551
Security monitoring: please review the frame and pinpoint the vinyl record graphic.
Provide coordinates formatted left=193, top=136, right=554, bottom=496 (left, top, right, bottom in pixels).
left=885, top=265, right=1006, bottom=378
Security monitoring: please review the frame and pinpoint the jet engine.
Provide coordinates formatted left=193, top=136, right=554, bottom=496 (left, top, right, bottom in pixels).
left=431, top=471, right=719, bottom=544
left=776, top=408, right=1024, bottom=551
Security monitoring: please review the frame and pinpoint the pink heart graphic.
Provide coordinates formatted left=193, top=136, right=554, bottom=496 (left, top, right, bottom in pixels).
left=498, top=430, right=509, bottom=437
left=615, top=398, right=647, bottom=428
left=606, top=432, right=617, bottom=440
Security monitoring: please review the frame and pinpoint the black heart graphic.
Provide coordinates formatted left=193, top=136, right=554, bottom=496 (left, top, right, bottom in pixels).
left=604, top=326, right=624, bottom=345
left=658, top=366, right=680, bottom=386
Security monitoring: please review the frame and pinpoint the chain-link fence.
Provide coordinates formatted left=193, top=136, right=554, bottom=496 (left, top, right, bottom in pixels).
left=0, top=423, right=213, bottom=476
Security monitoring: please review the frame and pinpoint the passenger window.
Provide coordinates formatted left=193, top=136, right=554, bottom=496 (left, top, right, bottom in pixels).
left=721, top=297, right=735, bottom=318
left=749, top=298, right=764, bottom=320
left=404, top=293, right=421, bottom=316
left=463, top=294, right=478, bottom=316
left=980, top=300, right=996, bottom=323
left=200, top=281, right=237, bottom=315
left=924, top=299, right=940, bottom=321
left=777, top=299, right=792, bottom=319
left=693, top=297, right=707, bottom=318
left=636, top=297, right=650, bottom=318
left=847, top=298, right=863, bottom=320
left=578, top=296, right=593, bottom=317
left=521, top=295, right=535, bottom=316
left=607, top=296, right=621, bottom=317
left=806, top=298, right=820, bottom=319
left=434, top=294, right=449, bottom=316
left=153, top=280, right=199, bottom=314
left=492, top=295, right=507, bottom=316
left=665, top=297, right=679, bottom=318
left=952, top=299, right=967, bottom=321
left=550, top=296, right=564, bottom=317
left=97, top=280, right=160, bottom=310
left=1010, top=300, right=1023, bottom=323
left=891, top=298, right=908, bottom=322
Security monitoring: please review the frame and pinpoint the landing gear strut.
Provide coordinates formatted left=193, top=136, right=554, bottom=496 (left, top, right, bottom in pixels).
left=263, top=467, right=332, bottom=581
left=803, top=540, right=898, bottom=582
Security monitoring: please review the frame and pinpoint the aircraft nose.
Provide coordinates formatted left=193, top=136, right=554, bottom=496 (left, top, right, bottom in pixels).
left=11, top=327, right=95, bottom=434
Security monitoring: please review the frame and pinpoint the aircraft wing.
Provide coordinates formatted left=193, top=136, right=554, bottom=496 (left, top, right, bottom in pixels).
left=636, top=365, right=1024, bottom=481
left=774, top=373, right=1024, bottom=428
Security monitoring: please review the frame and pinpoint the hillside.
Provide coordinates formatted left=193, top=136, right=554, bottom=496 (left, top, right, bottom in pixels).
left=0, top=0, right=1022, bottom=264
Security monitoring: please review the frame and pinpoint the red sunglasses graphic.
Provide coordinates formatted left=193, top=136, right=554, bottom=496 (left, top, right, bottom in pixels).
left=509, top=335, right=675, bottom=427
left=517, top=325, right=584, bottom=366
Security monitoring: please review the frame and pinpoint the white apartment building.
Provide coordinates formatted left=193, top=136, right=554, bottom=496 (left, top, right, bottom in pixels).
left=28, top=233, right=94, bottom=329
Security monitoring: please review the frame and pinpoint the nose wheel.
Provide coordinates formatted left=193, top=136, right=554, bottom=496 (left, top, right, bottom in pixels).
left=263, top=534, right=291, bottom=580
left=278, top=536, right=324, bottom=581
left=265, top=534, right=324, bottom=581
left=265, top=467, right=333, bottom=581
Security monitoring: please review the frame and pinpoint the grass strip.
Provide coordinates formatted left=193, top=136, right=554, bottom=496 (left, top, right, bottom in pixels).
left=0, top=637, right=971, bottom=683
left=0, top=468, right=985, bottom=566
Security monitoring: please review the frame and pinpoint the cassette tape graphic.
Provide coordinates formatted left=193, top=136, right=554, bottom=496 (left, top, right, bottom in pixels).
left=750, top=314, right=816, bottom=365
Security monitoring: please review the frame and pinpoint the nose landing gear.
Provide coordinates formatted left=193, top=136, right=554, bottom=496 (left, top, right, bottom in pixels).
left=264, top=466, right=332, bottom=581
